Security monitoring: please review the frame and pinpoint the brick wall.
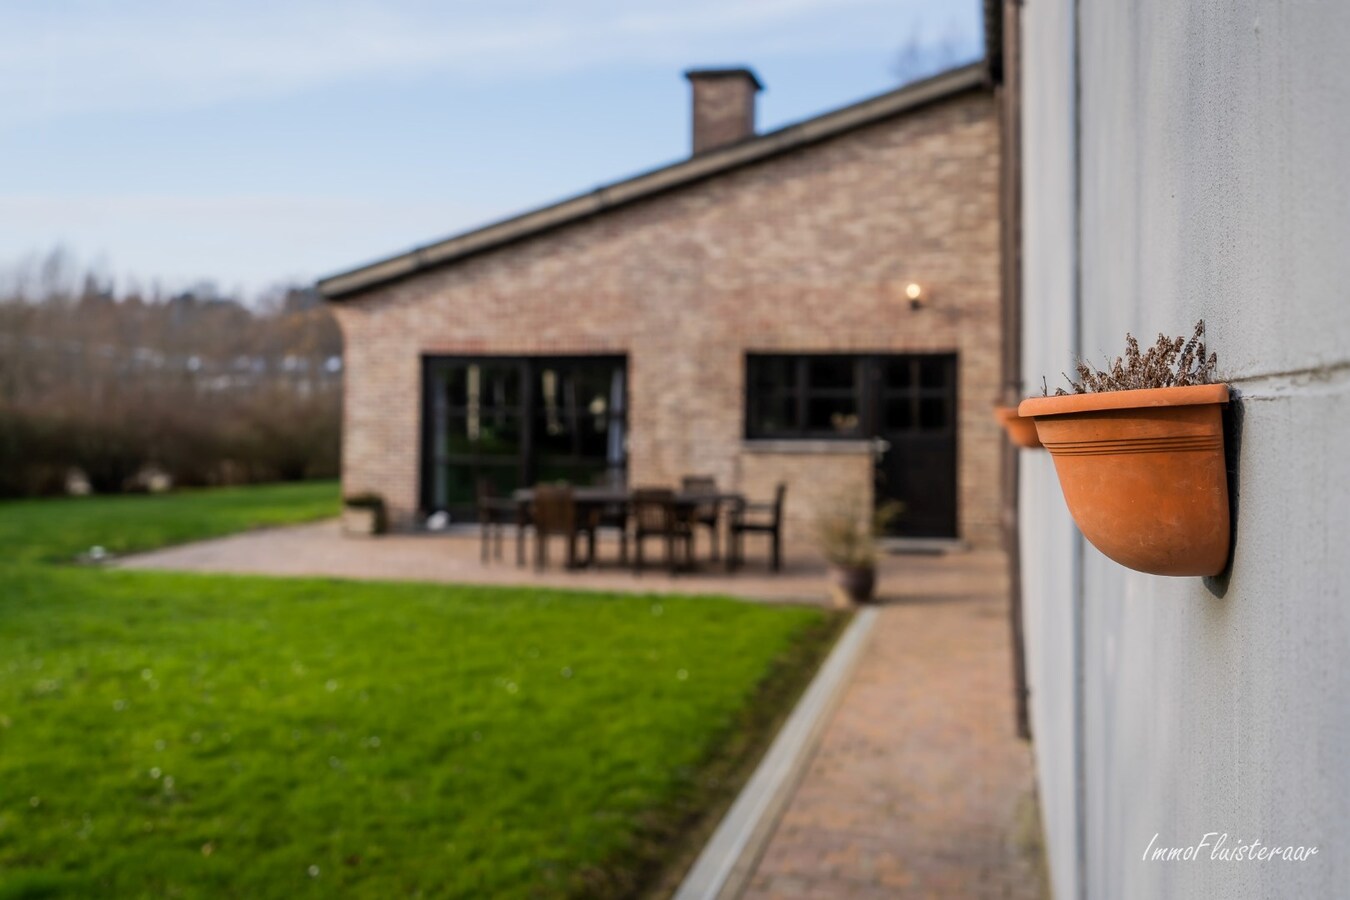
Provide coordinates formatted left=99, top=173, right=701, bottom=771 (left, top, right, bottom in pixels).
left=331, top=89, right=1003, bottom=548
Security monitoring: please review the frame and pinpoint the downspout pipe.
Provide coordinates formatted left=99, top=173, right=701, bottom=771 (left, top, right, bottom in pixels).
left=999, top=0, right=1032, bottom=742
left=1070, top=0, right=1089, bottom=895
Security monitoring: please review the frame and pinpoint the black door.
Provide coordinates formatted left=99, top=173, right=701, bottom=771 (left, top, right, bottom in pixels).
left=873, top=354, right=958, bottom=538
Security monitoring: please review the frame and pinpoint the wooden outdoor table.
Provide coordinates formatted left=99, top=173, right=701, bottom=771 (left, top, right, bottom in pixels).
left=509, top=487, right=744, bottom=568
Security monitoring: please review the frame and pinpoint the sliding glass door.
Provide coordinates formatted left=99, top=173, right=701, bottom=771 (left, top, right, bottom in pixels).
left=421, top=356, right=626, bottom=520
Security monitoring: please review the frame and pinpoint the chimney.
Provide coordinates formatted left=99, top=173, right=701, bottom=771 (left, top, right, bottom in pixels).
left=684, top=67, right=763, bottom=154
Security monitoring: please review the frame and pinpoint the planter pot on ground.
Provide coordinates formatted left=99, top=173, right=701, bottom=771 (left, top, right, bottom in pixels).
left=828, top=565, right=877, bottom=605
left=995, top=406, right=1043, bottom=449
left=1018, top=383, right=1230, bottom=577
left=342, top=506, right=384, bottom=536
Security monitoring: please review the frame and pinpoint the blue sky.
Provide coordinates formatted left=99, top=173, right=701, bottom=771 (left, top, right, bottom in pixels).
left=0, top=1, right=982, bottom=299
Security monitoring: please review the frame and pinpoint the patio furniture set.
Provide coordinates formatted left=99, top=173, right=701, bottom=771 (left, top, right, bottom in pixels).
left=477, top=477, right=786, bottom=574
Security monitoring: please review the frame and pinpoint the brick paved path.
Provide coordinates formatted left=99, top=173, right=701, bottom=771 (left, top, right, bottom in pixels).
left=738, top=596, right=1045, bottom=900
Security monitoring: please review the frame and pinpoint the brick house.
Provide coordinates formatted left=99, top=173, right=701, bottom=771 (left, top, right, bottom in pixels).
left=319, top=63, right=1002, bottom=548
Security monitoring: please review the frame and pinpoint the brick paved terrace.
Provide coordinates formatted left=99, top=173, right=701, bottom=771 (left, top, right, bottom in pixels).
left=114, top=520, right=1009, bottom=605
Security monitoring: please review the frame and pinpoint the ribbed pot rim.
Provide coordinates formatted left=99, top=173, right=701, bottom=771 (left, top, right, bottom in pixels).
left=1018, top=383, right=1228, bottom=418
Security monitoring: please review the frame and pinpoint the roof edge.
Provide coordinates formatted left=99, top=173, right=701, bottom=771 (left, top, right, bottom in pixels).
left=319, top=62, right=989, bottom=300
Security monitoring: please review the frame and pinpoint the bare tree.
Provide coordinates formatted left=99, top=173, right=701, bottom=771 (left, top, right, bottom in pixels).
left=0, top=249, right=343, bottom=496
left=893, top=17, right=975, bottom=85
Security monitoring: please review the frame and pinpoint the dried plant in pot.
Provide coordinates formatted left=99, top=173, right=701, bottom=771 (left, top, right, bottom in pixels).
left=1019, top=321, right=1230, bottom=576
left=994, top=406, right=1043, bottom=449
left=815, top=494, right=901, bottom=605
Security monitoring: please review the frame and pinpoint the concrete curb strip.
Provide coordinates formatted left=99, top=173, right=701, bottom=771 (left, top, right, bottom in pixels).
left=673, top=606, right=880, bottom=900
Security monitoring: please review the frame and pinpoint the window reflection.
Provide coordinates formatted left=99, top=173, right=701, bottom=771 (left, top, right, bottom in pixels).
left=424, top=356, right=626, bottom=516
left=746, top=354, right=954, bottom=439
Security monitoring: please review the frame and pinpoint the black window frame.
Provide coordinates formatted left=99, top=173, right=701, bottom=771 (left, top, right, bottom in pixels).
left=745, top=354, right=866, bottom=440
left=744, top=353, right=957, bottom=440
left=420, top=354, right=628, bottom=516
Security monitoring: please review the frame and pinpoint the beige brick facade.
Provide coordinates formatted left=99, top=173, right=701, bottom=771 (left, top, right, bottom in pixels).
left=330, top=88, right=1002, bottom=548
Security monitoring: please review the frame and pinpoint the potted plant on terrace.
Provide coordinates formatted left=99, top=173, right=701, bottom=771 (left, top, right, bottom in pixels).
left=815, top=493, right=902, bottom=605
left=342, top=492, right=387, bottom=536
left=1018, top=321, right=1230, bottom=576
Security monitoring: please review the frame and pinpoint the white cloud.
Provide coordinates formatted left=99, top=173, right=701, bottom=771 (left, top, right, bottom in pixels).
left=0, top=0, right=978, bottom=124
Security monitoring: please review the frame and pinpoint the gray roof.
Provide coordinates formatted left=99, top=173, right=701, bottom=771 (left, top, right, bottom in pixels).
left=318, top=62, right=989, bottom=300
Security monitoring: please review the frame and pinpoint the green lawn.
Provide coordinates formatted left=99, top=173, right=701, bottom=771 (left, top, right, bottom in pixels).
left=0, top=485, right=840, bottom=899
left=0, top=481, right=340, bottom=564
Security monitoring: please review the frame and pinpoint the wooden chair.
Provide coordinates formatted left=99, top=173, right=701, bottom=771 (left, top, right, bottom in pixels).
left=631, top=487, right=693, bottom=574
left=728, top=483, right=787, bottom=571
left=531, top=484, right=594, bottom=570
left=589, top=494, right=630, bottom=567
left=476, top=478, right=518, bottom=563
left=680, top=475, right=722, bottom=562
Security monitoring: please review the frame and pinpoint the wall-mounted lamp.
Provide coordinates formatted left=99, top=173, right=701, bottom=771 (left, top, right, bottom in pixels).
left=905, top=282, right=924, bottom=310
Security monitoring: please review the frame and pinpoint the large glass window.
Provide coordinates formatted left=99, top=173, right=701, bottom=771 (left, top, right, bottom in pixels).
left=422, top=356, right=626, bottom=516
left=745, top=354, right=866, bottom=439
left=745, top=353, right=954, bottom=440
left=532, top=361, right=626, bottom=486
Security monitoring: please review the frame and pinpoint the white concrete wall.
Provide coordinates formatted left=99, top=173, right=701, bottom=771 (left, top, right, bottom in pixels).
left=1020, top=2, right=1350, bottom=898
left=1019, top=0, right=1083, bottom=897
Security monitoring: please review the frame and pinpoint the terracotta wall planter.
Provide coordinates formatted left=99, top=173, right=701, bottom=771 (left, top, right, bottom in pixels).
left=995, top=406, right=1043, bottom=449
left=1018, top=384, right=1230, bottom=576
